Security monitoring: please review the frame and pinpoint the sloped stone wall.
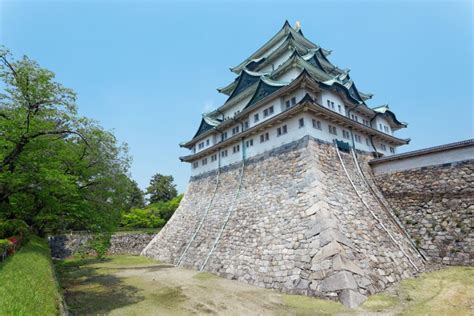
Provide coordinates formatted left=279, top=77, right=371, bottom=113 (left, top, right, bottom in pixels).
left=143, top=136, right=424, bottom=307
left=49, top=232, right=156, bottom=259
left=374, top=160, right=473, bottom=265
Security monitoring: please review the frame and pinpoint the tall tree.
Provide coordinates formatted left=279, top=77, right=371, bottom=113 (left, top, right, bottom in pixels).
left=0, top=47, right=131, bottom=235
left=124, top=179, right=145, bottom=210
left=146, top=174, right=177, bottom=204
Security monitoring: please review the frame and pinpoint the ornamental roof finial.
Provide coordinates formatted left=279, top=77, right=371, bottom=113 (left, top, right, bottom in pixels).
left=294, top=21, right=301, bottom=31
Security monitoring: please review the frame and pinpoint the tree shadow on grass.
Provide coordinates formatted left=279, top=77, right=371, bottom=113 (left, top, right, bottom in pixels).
left=56, top=259, right=145, bottom=315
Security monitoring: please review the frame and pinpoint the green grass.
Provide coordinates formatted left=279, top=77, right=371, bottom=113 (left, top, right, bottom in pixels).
left=0, top=236, right=61, bottom=316
left=192, top=271, right=220, bottom=281
left=281, top=294, right=348, bottom=315
left=362, top=266, right=474, bottom=315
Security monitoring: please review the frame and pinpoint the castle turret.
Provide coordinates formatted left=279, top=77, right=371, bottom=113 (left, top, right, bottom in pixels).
left=180, top=21, right=408, bottom=175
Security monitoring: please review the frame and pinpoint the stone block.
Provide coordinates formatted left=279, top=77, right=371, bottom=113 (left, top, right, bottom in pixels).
left=332, top=255, right=365, bottom=275
left=320, top=271, right=358, bottom=292
left=312, top=241, right=345, bottom=262
left=338, top=289, right=367, bottom=308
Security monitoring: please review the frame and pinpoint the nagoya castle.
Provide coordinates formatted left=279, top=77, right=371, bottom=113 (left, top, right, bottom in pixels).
left=143, top=21, right=427, bottom=307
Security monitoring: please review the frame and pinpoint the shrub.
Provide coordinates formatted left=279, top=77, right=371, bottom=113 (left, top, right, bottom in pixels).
left=88, top=232, right=112, bottom=259
left=121, top=208, right=165, bottom=228
left=0, top=219, right=30, bottom=241
left=0, top=239, right=10, bottom=260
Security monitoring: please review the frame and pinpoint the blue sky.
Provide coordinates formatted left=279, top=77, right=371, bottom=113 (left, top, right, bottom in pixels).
left=1, top=0, right=472, bottom=193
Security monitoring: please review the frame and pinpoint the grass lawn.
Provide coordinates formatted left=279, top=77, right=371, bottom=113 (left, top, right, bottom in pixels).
left=361, top=266, right=474, bottom=315
left=56, top=255, right=474, bottom=315
left=0, top=236, right=61, bottom=316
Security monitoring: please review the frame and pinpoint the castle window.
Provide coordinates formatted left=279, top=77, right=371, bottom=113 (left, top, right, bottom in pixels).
left=355, top=134, right=362, bottom=143
left=291, top=97, right=296, bottom=105
left=254, top=113, right=259, bottom=123
left=233, top=144, right=240, bottom=153
left=343, top=130, right=350, bottom=139
left=221, top=149, right=228, bottom=157
left=277, top=125, right=288, bottom=136
left=244, top=121, right=249, bottom=130
left=390, top=147, right=395, bottom=154
left=299, top=118, right=305, bottom=128
left=211, top=154, right=217, bottom=161
left=327, top=100, right=335, bottom=109
left=329, top=125, right=337, bottom=135
left=260, top=132, right=269, bottom=143
left=221, top=132, right=228, bottom=141
left=193, top=162, right=199, bottom=169
left=351, top=114, right=359, bottom=122
left=246, top=139, right=254, bottom=147
left=263, top=106, right=274, bottom=118
left=202, top=158, right=207, bottom=165
left=285, top=100, right=291, bottom=108
left=338, top=104, right=342, bottom=113
left=366, top=138, right=370, bottom=146
left=312, top=119, right=322, bottom=130
left=232, top=125, right=240, bottom=135
left=206, top=139, right=210, bottom=146
left=381, top=143, right=387, bottom=151
left=384, top=125, right=389, bottom=133
left=379, top=123, right=383, bottom=130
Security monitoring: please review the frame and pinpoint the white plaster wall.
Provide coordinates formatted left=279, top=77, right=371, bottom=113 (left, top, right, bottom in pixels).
left=189, top=91, right=403, bottom=175
left=222, top=95, right=253, bottom=119
left=195, top=135, right=214, bottom=154
left=371, top=145, right=474, bottom=175
left=375, top=116, right=392, bottom=135
left=320, top=91, right=346, bottom=115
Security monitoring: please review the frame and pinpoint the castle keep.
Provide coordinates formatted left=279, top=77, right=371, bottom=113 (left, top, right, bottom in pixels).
left=143, top=22, right=472, bottom=307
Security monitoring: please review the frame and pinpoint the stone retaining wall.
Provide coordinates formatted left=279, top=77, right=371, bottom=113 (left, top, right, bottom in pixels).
left=143, top=136, right=425, bottom=307
left=373, top=160, right=473, bottom=265
left=49, top=232, right=156, bottom=259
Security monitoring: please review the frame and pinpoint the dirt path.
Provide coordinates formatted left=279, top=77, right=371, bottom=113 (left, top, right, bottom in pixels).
left=55, top=256, right=473, bottom=315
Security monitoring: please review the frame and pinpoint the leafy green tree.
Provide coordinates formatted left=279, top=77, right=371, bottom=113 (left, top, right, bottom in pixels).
left=154, top=194, right=183, bottom=221
left=121, top=208, right=165, bottom=229
left=146, top=173, right=177, bottom=204
left=124, top=179, right=145, bottom=211
left=0, top=47, right=131, bottom=236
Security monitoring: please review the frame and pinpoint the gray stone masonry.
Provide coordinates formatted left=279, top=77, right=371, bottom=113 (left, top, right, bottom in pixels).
left=373, top=160, right=473, bottom=265
left=142, top=136, right=426, bottom=307
left=49, top=232, right=156, bottom=259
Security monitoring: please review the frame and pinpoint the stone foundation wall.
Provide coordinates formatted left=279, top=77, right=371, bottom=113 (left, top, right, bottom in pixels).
left=373, top=160, right=473, bottom=265
left=143, top=136, right=425, bottom=307
left=49, top=232, right=156, bottom=259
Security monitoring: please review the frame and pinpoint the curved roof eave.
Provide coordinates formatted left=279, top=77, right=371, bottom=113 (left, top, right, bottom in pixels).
left=372, top=105, right=408, bottom=128
left=225, top=69, right=267, bottom=102
left=244, top=78, right=288, bottom=110
left=191, top=116, right=221, bottom=139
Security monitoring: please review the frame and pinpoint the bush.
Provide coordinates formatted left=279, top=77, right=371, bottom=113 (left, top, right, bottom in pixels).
left=121, top=208, right=165, bottom=229
left=119, top=193, right=182, bottom=229
left=87, top=232, right=112, bottom=259
left=0, top=219, right=30, bottom=241
left=0, top=239, right=10, bottom=260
